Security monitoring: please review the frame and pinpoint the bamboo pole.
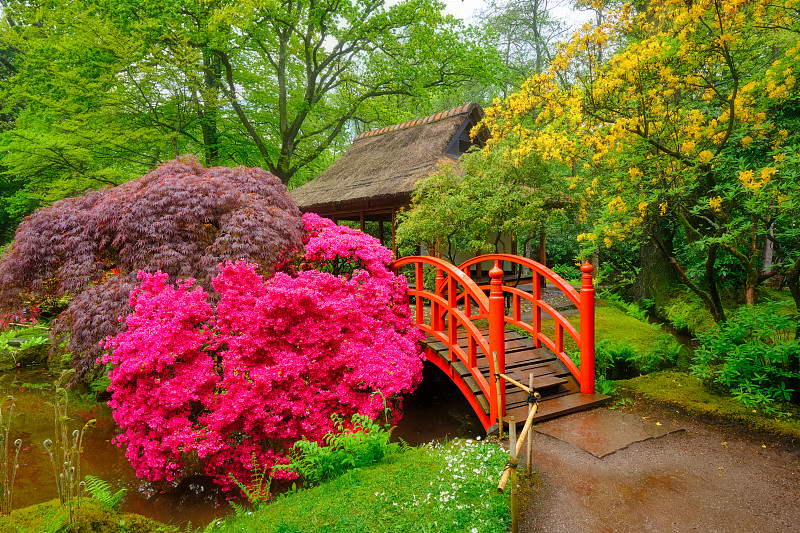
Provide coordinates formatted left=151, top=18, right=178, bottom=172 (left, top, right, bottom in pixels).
left=498, top=401, right=538, bottom=492
left=492, top=351, right=503, bottom=439
left=498, top=373, right=530, bottom=393
left=527, top=373, right=533, bottom=476
left=509, top=416, right=518, bottom=533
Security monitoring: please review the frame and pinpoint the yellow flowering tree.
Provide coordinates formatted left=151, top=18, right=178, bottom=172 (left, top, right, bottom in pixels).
left=480, top=0, right=800, bottom=323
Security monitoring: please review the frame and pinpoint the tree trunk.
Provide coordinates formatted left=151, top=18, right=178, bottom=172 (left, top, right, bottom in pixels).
left=787, top=255, right=800, bottom=341
left=704, top=245, right=726, bottom=323
left=201, top=51, right=222, bottom=166
left=631, top=234, right=680, bottom=311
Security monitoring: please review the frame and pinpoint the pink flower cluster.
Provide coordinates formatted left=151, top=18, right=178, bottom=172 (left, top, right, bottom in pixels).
left=103, top=214, right=423, bottom=493
left=301, top=213, right=392, bottom=277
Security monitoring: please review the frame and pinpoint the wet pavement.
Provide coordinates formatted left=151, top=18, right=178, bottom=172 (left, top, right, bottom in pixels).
left=517, top=405, right=800, bottom=532
left=534, top=409, right=684, bottom=459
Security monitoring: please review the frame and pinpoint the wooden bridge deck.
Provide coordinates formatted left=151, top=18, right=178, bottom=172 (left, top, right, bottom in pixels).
left=424, top=327, right=610, bottom=427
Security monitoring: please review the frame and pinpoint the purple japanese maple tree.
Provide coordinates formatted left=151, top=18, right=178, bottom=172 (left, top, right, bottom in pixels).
left=0, top=156, right=304, bottom=379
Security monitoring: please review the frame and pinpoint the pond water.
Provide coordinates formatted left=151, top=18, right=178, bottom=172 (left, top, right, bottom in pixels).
left=0, top=361, right=481, bottom=529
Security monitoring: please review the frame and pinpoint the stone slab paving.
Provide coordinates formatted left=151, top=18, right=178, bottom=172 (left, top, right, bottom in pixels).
left=518, top=405, right=800, bottom=533
left=534, top=409, right=684, bottom=458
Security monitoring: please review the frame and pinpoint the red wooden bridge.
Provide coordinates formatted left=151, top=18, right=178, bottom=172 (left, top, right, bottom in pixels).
left=391, top=254, right=609, bottom=432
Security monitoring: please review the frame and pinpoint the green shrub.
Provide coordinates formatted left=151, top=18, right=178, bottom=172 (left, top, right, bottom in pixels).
left=0, top=328, right=48, bottom=368
left=690, top=301, right=800, bottom=416
left=550, top=263, right=579, bottom=282
left=637, top=333, right=684, bottom=373
left=287, top=414, right=401, bottom=486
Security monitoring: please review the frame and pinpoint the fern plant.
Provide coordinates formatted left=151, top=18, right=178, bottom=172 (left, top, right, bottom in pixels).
left=0, top=395, right=22, bottom=516
left=83, top=474, right=126, bottom=510
left=227, top=456, right=272, bottom=507
left=287, top=413, right=401, bottom=486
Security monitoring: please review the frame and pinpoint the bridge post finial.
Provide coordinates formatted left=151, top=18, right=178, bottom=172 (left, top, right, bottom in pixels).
left=579, top=261, right=595, bottom=395
left=488, top=261, right=506, bottom=419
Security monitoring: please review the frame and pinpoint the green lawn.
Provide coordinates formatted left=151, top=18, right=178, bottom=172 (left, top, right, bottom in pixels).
left=539, top=299, right=664, bottom=355
left=208, top=439, right=510, bottom=533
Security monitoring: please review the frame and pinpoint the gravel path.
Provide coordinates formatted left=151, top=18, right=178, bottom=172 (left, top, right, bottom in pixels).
left=518, top=403, right=800, bottom=532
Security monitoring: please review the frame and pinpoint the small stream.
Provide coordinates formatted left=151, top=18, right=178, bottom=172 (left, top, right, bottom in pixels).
left=0, top=361, right=480, bottom=529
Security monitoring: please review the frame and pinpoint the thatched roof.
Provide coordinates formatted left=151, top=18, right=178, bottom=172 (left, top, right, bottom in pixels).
left=291, top=103, right=487, bottom=215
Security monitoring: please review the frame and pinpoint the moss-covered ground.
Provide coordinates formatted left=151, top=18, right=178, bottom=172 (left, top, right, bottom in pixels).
left=616, top=371, right=800, bottom=443
left=0, top=499, right=177, bottom=533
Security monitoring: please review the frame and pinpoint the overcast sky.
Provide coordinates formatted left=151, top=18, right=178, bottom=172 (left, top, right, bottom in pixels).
left=441, top=0, right=594, bottom=28
left=442, top=0, right=485, bottom=20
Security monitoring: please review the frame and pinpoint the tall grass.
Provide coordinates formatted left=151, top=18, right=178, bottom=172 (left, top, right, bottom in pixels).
left=0, top=395, right=21, bottom=515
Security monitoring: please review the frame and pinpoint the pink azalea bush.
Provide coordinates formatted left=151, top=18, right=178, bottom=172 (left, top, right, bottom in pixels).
left=102, top=213, right=424, bottom=492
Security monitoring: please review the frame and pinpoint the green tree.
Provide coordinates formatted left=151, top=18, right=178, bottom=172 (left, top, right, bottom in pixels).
left=481, top=0, right=568, bottom=95
left=0, top=0, right=502, bottom=201
left=397, top=139, right=569, bottom=262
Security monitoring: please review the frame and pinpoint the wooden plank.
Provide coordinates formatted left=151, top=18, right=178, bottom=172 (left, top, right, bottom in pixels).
left=427, top=324, right=605, bottom=424
left=507, top=393, right=611, bottom=424
left=505, top=373, right=567, bottom=390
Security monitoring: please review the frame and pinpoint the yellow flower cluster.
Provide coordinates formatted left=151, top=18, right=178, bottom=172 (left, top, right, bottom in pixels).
left=738, top=167, right=777, bottom=191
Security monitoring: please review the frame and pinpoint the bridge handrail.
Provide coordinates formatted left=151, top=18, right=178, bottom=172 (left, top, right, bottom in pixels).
left=391, top=256, right=507, bottom=427
left=392, top=255, right=489, bottom=313
left=457, top=254, right=580, bottom=308
left=459, top=254, right=596, bottom=396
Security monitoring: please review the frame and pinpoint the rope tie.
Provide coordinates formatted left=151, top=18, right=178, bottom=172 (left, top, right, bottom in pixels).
left=503, top=457, right=518, bottom=472
left=527, top=391, right=541, bottom=405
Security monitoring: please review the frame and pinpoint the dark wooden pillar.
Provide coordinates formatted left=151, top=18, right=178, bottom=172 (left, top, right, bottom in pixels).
left=391, top=209, right=398, bottom=257
left=539, top=226, right=547, bottom=288
left=538, top=227, right=546, bottom=266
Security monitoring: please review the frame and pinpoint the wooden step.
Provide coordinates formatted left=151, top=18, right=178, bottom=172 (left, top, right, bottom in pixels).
left=504, top=371, right=567, bottom=391
left=424, top=325, right=605, bottom=426
left=506, top=393, right=611, bottom=424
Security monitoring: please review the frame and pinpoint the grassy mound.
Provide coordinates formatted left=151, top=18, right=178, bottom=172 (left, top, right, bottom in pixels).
left=208, top=439, right=510, bottom=533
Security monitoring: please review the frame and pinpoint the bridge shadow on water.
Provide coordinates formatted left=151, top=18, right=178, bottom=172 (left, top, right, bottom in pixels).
left=393, top=361, right=485, bottom=446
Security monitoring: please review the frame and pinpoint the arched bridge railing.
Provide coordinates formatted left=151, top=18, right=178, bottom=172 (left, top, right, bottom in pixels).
left=458, top=254, right=595, bottom=396
left=391, top=254, right=595, bottom=431
left=391, top=256, right=505, bottom=430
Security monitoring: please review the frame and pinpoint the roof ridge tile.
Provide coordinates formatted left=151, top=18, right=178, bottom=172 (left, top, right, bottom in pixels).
left=353, top=103, right=477, bottom=143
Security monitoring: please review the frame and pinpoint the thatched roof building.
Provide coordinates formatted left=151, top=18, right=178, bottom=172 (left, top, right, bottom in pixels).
left=291, top=103, right=488, bottom=253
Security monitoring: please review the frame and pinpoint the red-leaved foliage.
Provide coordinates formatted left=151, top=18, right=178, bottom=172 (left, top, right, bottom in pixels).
left=0, top=156, right=304, bottom=379
left=102, top=214, right=424, bottom=492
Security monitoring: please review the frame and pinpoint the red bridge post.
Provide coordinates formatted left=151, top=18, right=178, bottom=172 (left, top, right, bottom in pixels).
left=433, top=268, right=445, bottom=331
left=489, top=262, right=506, bottom=420
left=579, top=261, right=596, bottom=394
